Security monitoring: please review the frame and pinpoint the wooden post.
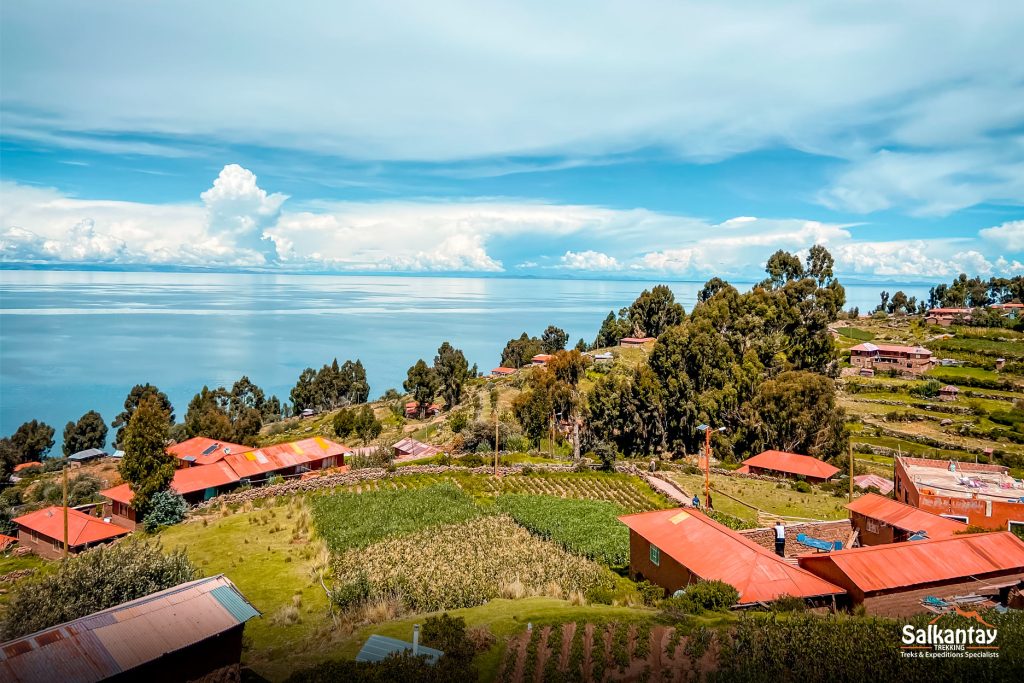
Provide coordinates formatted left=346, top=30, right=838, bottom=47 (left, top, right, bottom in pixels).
left=62, top=458, right=69, bottom=558
left=494, top=415, right=499, bottom=477
left=704, top=428, right=712, bottom=508
left=848, top=442, right=854, bottom=504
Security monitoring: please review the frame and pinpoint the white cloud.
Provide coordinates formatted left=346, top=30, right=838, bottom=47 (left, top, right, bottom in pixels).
left=559, top=250, right=620, bottom=271
left=379, top=234, right=503, bottom=272
left=3, top=2, right=1023, bottom=214
left=980, top=220, right=1024, bottom=252
left=199, top=164, right=286, bottom=264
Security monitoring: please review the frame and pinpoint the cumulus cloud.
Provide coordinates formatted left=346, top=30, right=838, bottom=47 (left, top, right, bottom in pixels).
left=199, top=164, right=286, bottom=264
left=0, top=219, right=128, bottom=262
left=559, top=250, right=620, bottom=271
left=980, top=220, right=1024, bottom=252
left=380, top=234, right=503, bottom=272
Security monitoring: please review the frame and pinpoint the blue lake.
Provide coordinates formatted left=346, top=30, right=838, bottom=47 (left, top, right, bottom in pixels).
left=0, top=270, right=932, bottom=451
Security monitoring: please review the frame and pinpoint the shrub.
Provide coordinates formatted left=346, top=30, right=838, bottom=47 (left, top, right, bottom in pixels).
left=791, top=480, right=812, bottom=493
left=422, top=613, right=475, bottom=664
left=636, top=580, right=665, bottom=606
left=449, top=410, right=469, bottom=434
left=331, top=573, right=370, bottom=610
left=459, top=453, right=486, bottom=467
left=660, top=580, right=738, bottom=617
left=142, top=490, right=188, bottom=531
left=768, top=594, right=807, bottom=613
left=586, top=585, right=615, bottom=605
left=2, top=540, right=196, bottom=638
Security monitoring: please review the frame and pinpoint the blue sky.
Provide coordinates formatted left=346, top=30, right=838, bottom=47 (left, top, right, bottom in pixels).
left=1, top=1, right=1022, bottom=281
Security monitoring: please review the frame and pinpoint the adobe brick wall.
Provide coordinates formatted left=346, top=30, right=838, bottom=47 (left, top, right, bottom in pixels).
left=627, top=529, right=697, bottom=595
left=738, top=520, right=852, bottom=557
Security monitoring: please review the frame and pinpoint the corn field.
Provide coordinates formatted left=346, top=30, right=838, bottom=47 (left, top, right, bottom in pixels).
left=496, top=494, right=630, bottom=566
left=483, top=472, right=664, bottom=512
left=332, top=515, right=608, bottom=612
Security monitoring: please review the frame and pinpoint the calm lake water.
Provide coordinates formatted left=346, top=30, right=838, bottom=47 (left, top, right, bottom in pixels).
left=0, top=270, right=932, bottom=451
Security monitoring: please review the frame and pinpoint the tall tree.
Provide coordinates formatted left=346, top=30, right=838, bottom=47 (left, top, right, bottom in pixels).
left=540, top=325, right=569, bottom=353
left=112, top=384, right=173, bottom=448
left=62, top=411, right=107, bottom=457
left=628, top=285, right=685, bottom=338
left=592, top=309, right=630, bottom=348
left=764, top=250, right=805, bottom=287
left=403, top=360, right=440, bottom=418
left=290, top=368, right=317, bottom=411
left=740, top=371, right=847, bottom=461
left=434, top=342, right=471, bottom=409
left=341, top=360, right=370, bottom=403
left=119, top=394, right=175, bottom=517
left=500, top=333, right=543, bottom=368
left=10, top=420, right=55, bottom=462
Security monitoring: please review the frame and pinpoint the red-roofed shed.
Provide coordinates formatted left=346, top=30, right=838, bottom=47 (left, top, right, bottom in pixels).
left=619, top=508, right=844, bottom=606
left=845, top=493, right=967, bottom=546
left=736, top=450, right=840, bottom=482
left=798, top=532, right=1024, bottom=616
left=12, top=506, right=129, bottom=560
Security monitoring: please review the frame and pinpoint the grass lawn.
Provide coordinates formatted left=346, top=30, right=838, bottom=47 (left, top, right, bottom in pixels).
left=158, top=497, right=331, bottom=677
left=665, top=472, right=850, bottom=523
left=851, top=434, right=979, bottom=460
left=0, top=554, right=52, bottom=613
left=836, top=326, right=875, bottom=341
left=926, top=365, right=1005, bottom=382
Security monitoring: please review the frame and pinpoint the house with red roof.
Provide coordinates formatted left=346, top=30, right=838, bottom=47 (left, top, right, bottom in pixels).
left=12, top=506, right=129, bottom=560
left=491, top=367, right=517, bottom=377
left=619, top=337, right=656, bottom=348
left=530, top=353, right=554, bottom=366
left=735, top=450, right=840, bottom=482
left=925, top=307, right=973, bottom=326
left=849, top=342, right=934, bottom=375
left=169, top=436, right=253, bottom=467
left=100, top=437, right=350, bottom=529
left=404, top=402, right=441, bottom=418
left=619, top=508, right=844, bottom=606
left=798, top=532, right=1024, bottom=616
left=846, top=493, right=967, bottom=546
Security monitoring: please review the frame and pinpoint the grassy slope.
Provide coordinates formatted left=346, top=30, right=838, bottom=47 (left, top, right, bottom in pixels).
left=665, top=472, right=850, bottom=523
left=158, top=499, right=331, bottom=677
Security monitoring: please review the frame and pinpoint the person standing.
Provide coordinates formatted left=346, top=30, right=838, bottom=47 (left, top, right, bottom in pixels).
left=774, top=521, right=786, bottom=557
left=691, top=494, right=700, bottom=508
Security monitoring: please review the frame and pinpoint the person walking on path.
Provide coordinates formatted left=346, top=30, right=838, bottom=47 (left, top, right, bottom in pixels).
left=774, top=521, right=786, bottom=557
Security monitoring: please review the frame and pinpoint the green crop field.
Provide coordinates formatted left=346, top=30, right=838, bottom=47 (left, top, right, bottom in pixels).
left=836, top=326, right=875, bottom=341
left=309, top=482, right=482, bottom=552
left=482, top=471, right=669, bottom=512
left=496, top=494, right=630, bottom=566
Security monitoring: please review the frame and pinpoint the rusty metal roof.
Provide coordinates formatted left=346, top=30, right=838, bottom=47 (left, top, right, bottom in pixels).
left=739, top=450, right=840, bottom=480
left=845, top=493, right=966, bottom=538
left=393, top=438, right=440, bottom=458
left=11, top=507, right=129, bottom=546
left=852, top=474, right=894, bottom=495
left=798, top=531, right=1024, bottom=593
left=0, top=575, right=259, bottom=683
left=619, top=508, right=844, bottom=604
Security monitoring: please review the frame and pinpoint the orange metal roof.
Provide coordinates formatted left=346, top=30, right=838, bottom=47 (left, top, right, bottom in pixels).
left=0, top=574, right=259, bottom=683
left=845, top=493, right=966, bottom=538
left=491, top=367, right=517, bottom=375
left=223, top=437, right=349, bottom=478
left=12, top=462, right=42, bottom=473
left=852, top=474, right=894, bottom=495
left=620, top=337, right=656, bottom=343
left=739, top=450, right=840, bottom=480
left=0, top=535, right=17, bottom=551
left=618, top=508, right=844, bottom=604
left=100, top=460, right=241, bottom=504
left=798, top=532, right=1024, bottom=593
left=12, top=506, right=129, bottom=546
left=168, top=436, right=253, bottom=466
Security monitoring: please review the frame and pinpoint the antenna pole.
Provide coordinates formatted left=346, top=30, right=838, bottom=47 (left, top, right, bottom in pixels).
left=62, top=458, right=69, bottom=558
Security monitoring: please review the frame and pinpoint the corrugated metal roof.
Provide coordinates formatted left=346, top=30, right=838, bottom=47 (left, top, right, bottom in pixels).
left=852, top=474, right=894, bottom=495
left=846, top=493, right=965, bottom=538
left=393, top=438, right=440, bottom=458
left=355, top=635, right=442, bottom=664
left=798, top=531, right=1024, bottom=593
left=0, top=575, right=260, bottom=683
left=12, top=507, right=129, bottom=546
left=168, top=437, right=253, bottom=466
left=222, top=437, right=349, bottom=478
left=739, top=450, right=840, bottom=480
left=68, top=448, right=107, bottom=461
left=618, top=508, right=844, bottom=604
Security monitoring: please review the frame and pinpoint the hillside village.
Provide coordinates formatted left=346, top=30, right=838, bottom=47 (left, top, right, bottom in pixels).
left=1, top=262, right=1023, bottom=682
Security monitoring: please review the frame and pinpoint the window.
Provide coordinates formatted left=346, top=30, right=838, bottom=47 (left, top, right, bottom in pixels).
left=1009, top=521, right=1024, bottom=539
left=649, top=544, right=660, bottom=566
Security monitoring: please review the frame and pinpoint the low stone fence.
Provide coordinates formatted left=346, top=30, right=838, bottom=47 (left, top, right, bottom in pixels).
left=738, top=519, right=853, bottom=557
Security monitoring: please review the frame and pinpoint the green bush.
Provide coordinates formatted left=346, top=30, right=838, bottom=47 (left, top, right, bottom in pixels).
left=660, top=580, right=739, bottom=617
left=2, top=540, right=196, bottom=638
left=449, top=410, right=469, bottom=434
left=768, top=594, right=807, bottom=613
left=421, top=613, right=475, bottom=665
left=458, top=453, right=486, bottom=467
left=142, top=490, right=188, bottom=531
left=636, top=580, right=665, bottom=606
left=586, top=585, right=615, bottom=605
left=331, top=573, right=370, bottom=610
left=791, top=480, right=812, bottom=493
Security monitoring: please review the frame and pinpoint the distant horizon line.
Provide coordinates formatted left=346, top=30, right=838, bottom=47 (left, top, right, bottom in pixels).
left=0, top=262, right=943, bottom=288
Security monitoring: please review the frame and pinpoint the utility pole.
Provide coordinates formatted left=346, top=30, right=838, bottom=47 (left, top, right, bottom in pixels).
left=62, top=457, right=69, bottom=559
left=549, top=411, right=555, bottom=459
left=848, top=442, right=854, bottom=504
left=697, top=424, right=725, bottom=508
